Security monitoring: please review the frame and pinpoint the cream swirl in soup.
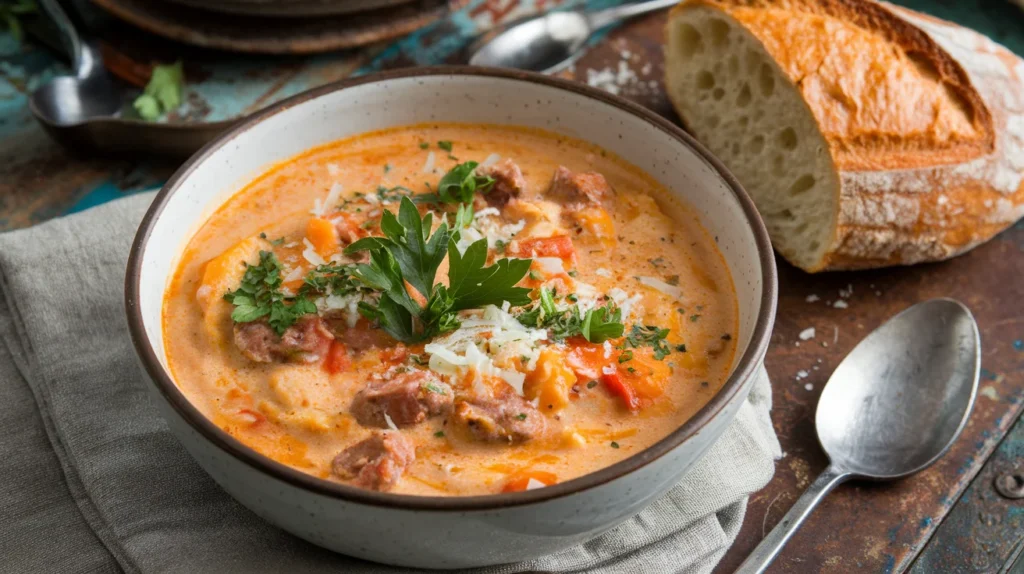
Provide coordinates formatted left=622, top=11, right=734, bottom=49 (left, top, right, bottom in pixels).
left=163, top=123, right=737, bottom=496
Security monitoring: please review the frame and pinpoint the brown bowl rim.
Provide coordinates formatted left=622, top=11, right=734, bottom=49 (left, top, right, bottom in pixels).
left=124, top=66, right=778, bottom=511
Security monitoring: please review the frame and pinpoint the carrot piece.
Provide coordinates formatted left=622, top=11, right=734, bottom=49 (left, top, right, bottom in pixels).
left=512, top=235, right=576, bottom=261
left=306, top=217, right=341, bottom=257
left=501, top=470, right=559, bottom=492
left=601, top=369, right=640, bottom=411
left=324, top=341, right=350, bottom=374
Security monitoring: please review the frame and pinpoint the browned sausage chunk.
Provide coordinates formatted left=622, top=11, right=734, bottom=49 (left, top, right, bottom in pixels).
left=547, top=166, right=613, bottom=206
left=351, top=370, right=454, bottom=428
left=332, top=431, right=415, bottom=491
left=233, top=315, right=333, bottom=363
left=478, top=159, right=527, bottom=207
left=322, top=313, right=398, bottom=352
left=452, top=394, right=547, bottom=444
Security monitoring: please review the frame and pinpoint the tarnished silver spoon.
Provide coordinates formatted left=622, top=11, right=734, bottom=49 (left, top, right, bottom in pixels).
left=736, top=298, right=980, bottom=574
left=28, top=0, right=231, bottom=157
left=467, top=0, right=678, bottom=74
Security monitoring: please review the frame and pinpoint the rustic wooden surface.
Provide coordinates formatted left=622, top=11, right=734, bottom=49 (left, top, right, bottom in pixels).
left=1, top=1, right=1023, bottom=572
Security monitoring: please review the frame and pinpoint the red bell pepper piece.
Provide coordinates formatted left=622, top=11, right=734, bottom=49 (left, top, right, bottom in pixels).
left=601, top=369, right=640, bottom=411
left=324, top=340, right=351, bottom=374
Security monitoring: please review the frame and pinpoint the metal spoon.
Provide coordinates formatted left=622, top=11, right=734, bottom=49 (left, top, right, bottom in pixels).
left=466, top=0, right=679, bottom=74
left=28, top=0, right=231, bottom=158
left=736, top=298, right=980, bottom=574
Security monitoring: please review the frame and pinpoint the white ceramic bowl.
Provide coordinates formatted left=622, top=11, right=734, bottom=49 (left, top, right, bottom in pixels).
left=125, top=68, right=777, bottom=569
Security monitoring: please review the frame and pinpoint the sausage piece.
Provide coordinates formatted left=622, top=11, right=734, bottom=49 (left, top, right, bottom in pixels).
left=452, top=394, right=547, bottom=444
left=332, top=431, right=415, bottom=491
left=233, top=315, right=333, bottom=363
left=478, top=159, right=526, bottom=207
left=351, top=370, right=454, bottom=428
left=547, top=166, right=613, bottom=207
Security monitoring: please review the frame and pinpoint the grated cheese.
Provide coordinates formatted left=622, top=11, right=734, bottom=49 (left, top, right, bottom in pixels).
left=480, top=153, right=501, bottom=168
left=595, top=268, right=612, bottom=278
left=327, top=163, right=341, bottom=177
left=607, top=288, right=642, bottom=320
left=636, top=276, right=683, bottom=300
left=384, top=413, right=399, bottom=431
left=302, top=238, right=327, bottom=266
left=422, top=151, right=436, bottom=174
left=526, top=478, right=547, bottom=490
left=533, top=257, right=565, bottom=276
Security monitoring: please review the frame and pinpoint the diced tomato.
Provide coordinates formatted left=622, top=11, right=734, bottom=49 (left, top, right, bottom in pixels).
left=237, top=408, right=266, bottom=426
left=501, top=470, right=559, bottom=492
left=511, top=235, right=576, bottom=261
left=564, top=337, right=607, bottom=380
left=324, top=341, right=351, bottom=374
left=601, top=369, right=640, bottom=412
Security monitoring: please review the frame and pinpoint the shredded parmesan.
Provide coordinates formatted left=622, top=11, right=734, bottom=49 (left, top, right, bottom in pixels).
left=283, top=266, right=304, bottom=283
left=480, top=153, right=501, bottom=168
left=301, top=238, right=327, bottom=266
left=636, top=276, right=683, bottom=300
left=526, top=478, right=547, bottom=490
left=595, top=268, right=612, bottom=278
left=422, top=151, right=436, bottom=174
left=384, top=413, right=399, bottom=431
left=474, top=207, right=500, bottom=218
left=607, top=288, right=642, bottom=320
left=533, top=257, right=565, bottom=276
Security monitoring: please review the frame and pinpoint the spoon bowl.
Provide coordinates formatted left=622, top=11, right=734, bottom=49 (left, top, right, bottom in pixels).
left=468, top=11, right=591, bottom=74
left=29, top=73, right=122, bottom=126
left=817, top=298, right=979, bottom=479
left=737, top=298, right=979, bottom=574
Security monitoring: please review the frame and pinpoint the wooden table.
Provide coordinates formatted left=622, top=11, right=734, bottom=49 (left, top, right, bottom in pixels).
left=1, top=1, right=1022, bottom=571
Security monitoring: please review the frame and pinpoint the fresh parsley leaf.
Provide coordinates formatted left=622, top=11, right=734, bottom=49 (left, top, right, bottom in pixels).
left=618, top=350, right=633, bottom=363
left=346, top=197, right=450, bottom=301
left=454, top=202, right=474, bottom=230
left=344, top=200, right=532, bottom=343
left=297, top=263, right=364, bottom=299
left=223, top=250, right=316, bottom=335
left=437, top=161, right=495, bottom=204
left=438, top=140, right=453, bottom=152
left=445, top=239, right=532, bottom=311
left=581, top=304, right=625, bottom=343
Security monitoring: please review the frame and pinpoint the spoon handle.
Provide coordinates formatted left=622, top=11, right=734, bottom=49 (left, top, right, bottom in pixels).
left=587, top=0, right=680, bottom=30
left=734, top=464, right=850, bottom=574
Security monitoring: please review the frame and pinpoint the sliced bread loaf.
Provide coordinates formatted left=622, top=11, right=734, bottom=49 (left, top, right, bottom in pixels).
left=664, top=0, right=1024, bottom=272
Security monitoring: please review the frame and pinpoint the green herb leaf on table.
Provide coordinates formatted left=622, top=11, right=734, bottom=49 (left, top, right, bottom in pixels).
left=133, top=61, right=185, bottom=122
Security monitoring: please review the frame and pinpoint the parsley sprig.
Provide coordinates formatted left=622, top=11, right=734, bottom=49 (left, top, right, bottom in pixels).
left=344, top=197, right=532, bottom=343
left=223, top=251, right=317, bottom=335
left=517, top=288, right=624, bottom=343
left=437, top=161, right=495, bottom=204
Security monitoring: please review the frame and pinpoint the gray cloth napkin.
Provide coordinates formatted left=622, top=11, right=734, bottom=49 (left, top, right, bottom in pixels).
left=0, top=193, right=781, bottom=574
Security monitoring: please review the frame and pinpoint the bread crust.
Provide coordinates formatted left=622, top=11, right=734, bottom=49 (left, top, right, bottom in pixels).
left=667, top=0, right=1024, bottom=271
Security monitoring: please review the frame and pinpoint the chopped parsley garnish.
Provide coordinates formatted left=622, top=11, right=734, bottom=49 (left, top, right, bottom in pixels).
left=437, top=140, right=453, bottom=152
left=223, top=251, right=317, bottom=335
left=675, top=344, right=688, bottom=352
left=648, top=257, right=665, bottom=269
left=618, top=350, right=633, bottom=363
left=665, top=275, right=680, bottom=286
left=493, top=239, right=507, bottom=254
left=567, top=270, right=578, bottom=278
left=516, top=288, right=623, bottom=343
left=690, top=314, right=702, bottom=322
left=434, top=430, right=445, bottom=438
left=296, top=263, right=364, bottom=299
left=587, top=380, right=598, bottom=389
left=258, top=232, right=286, bottom=246
left=383, top=163, right=392, bottom=173
left=610, top=441, right=620, bottom=449
left=622, top=324, right=673, bottom=360
left=424, top=383, right=448, bottom=395
left=419, top=142, right=430, bottom=150
left=410, top=354, right=429, bottom=366
left=437, top=161, right=495, bottom=204
left=344, top=197, right=531, bottom=343
left=516, top=413, right=528, bottom=420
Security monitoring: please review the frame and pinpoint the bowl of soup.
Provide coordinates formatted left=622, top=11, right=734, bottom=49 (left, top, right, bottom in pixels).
left=125, top=67, right=776, bottom=569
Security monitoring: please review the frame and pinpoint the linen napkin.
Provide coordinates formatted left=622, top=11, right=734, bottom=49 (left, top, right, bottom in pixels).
left=0, top=193, right=781, bottom=574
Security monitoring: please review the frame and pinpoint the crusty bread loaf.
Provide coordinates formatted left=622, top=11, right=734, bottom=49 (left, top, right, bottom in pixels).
left=664, top=0, right=1024, bottom=272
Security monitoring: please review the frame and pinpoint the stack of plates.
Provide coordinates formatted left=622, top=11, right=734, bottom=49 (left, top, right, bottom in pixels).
left=89, top=0, right=466, bottom=54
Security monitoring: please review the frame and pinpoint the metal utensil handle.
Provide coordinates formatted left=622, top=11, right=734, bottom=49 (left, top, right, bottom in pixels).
left=587, top=0, right=680, bottom=30
left=734, top=464, right=850, bottom=574
left=36, top=0, right=100, bottom=80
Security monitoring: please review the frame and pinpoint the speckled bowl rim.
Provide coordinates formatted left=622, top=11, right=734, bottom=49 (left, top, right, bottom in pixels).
left=125, top=66, right=778, bottom=512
